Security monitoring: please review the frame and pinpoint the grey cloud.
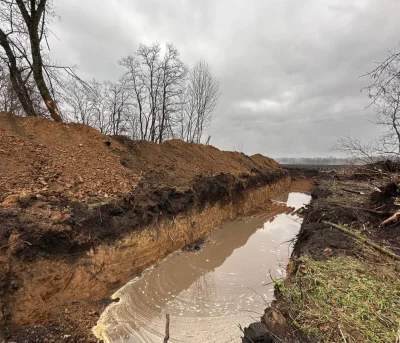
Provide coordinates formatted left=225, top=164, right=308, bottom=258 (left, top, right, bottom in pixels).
left=49, top=0, right=400, bottom=157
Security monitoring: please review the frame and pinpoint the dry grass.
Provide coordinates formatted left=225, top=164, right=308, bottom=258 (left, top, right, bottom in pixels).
left=282, top=255, right=400, bottom=343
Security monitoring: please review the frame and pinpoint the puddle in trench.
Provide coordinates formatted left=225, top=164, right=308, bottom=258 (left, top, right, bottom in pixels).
left=94, top=192, right=311, bottom=343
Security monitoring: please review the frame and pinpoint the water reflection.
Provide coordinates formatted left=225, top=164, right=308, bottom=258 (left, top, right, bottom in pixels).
left=95, top=192, right=311, bottom=343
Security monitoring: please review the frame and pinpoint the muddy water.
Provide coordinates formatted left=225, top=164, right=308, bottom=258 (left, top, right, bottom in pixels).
left=94, top=192, right=311, bottom=343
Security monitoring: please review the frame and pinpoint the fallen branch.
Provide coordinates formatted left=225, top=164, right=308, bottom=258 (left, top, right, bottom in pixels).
left=363, top=168, right=392, bottom=177
left=381, top=211, right=400, bottom=227
left=341, top=188, right=365, bottom=195
left=163, top=314, right=170, bottom=343
left=368, top=181, right=382, bottom=192
left=322, top=221, right=400, bottom=261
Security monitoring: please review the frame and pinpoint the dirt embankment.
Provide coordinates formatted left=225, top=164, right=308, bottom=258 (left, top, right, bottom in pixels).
left=243, top=166, right=400, bottom=343
left=0, top=112, right=290, bottom=342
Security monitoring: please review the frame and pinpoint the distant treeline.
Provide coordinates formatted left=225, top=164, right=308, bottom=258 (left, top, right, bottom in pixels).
left=276, top=157, right=348, bottom=165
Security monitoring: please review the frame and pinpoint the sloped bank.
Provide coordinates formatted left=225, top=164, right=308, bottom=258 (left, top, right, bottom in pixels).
left=0, top=112, right=290, bottom=342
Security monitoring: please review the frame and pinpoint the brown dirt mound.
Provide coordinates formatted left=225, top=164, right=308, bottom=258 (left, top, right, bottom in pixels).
left=0, top=112, right=140, bottom=204
left=0, top=112, right=279, bottom=205
left=251, top=153, right=280, bottom=170
left=114, top=137, right=279, bottom=188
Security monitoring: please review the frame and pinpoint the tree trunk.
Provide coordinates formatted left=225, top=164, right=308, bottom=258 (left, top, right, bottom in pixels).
left=158, top=88, right=167, bottom=143
left=29, top=29, right=62, bottom=122
left=13, top=0, right=62, bottom=121
left=0, top=29, right=37, bottom=116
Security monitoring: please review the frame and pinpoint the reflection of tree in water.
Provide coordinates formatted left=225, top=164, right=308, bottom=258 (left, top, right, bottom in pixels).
left=190, top=273, right=216, bottom=310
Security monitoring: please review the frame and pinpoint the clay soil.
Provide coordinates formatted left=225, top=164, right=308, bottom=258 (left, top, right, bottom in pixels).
left=244, top=165, right=400, bottom=343
left=0, top=113, right=289, bottom=343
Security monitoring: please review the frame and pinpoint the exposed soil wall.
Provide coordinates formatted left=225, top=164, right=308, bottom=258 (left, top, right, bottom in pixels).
left=0, top=113, right=290, bottom=342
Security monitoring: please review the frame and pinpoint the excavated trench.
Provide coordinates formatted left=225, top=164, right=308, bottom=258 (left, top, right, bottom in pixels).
left=94, top=191, right=311, bottom=343
left=1, top=170, right=294, bottom=342
left=0, top=113, right=306, bottom=342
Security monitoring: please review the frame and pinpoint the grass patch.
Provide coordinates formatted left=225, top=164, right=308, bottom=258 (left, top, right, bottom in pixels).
left=283, top=255, right=400, bottom=342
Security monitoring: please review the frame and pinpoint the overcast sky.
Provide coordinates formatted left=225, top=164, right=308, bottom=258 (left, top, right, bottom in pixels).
left=49, top=0, right=400, bottom=158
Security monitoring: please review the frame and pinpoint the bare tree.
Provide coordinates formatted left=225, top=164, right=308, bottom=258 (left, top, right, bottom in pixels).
left=0, top=64, right=21, bottom=114
left=15, top=0, right=63, bottom=121
left=53, top=42, right=218, bottom=143
left=120, top=45, right=160, bottom=141
left=138, top=43, right=162, bottom=141
left=107, top=77, right=131, bottom=136
left=335, top=47, right=400, bottom=162
left=157, top=44, right=187, bottom=142
left=62, top=77, right=134, bottom=136
left=0, top=2, right=37, bottom=116
left=0, top=0, right=63, bottom=121
left=89, top=80, right=110, bottom=134
left=365, top=51, right=400, bottom=154
left=333, top=137, right=382, bottom=164
left=182, top=61, right=219, bottom=143
left=119, top=55, right=148, bottom=139
left=120, top=43, right=188, bottom=142
left=0, top=60, right=47, bottom=115
left=62, top=77, right=94, bottom=125
left=63, top=78, right=110, bottom=133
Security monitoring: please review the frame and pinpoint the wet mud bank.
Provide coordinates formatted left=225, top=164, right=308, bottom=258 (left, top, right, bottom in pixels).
left=243, top=166, right=400, bottom=343
left=0, top=168, right=290, bottom=342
